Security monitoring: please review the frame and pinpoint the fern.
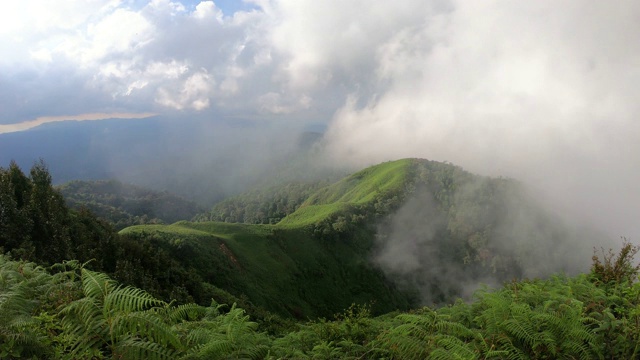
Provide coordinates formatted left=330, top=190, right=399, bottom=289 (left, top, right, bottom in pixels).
left=472, top=277, right=604, bottom=359
left=377, top=310, right=480, bottom=360
left=104, top=285, right=165, bottom=313
left=118, top=337, right=179, bottom=360
left=430, top=335, right=477, bottom=360
left=60, top=268, right=190, bottom=358
left=0, top=256, right=54, bottom=358
left=178, top=303, right=270, bottom=360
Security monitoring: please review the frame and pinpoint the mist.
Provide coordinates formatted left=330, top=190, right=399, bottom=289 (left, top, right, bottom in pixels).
left=310, top=1, right=640, bottom=241
left=373, top=171, right=607, bottom=305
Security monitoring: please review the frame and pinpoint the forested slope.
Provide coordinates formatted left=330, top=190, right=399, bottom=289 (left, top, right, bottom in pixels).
left=121, top=160, right=421, bottom=318
left=58, top=179, right=203, bottom=230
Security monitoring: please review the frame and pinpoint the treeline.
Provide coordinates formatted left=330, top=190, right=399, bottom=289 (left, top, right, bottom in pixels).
left=2, top=243, right=639, bottom=359
left=0, top=162, right=257, bottom=311
left=1, top=161, right=413, bottom=321
left=58, top=179, right=203, bottom=230
left=196, top=181, right=329, bottom=224
left=0, top=160, right=117, bottom=267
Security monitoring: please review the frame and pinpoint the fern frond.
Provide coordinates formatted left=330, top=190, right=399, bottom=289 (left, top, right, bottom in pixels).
left=120, top=311, right=183, bottom=350
left=104, top=285, right=166, bottom=313
left=430, top=335, right=477, bottom=360
left=195, top=339, right=236, bottom=358
left=164, top=303, right=207, bottom=323
left=81, top=268, right=113, bottom=300
left=117, top=336, right=178, bottom=360
left=241, top=344, right=270, bottom=360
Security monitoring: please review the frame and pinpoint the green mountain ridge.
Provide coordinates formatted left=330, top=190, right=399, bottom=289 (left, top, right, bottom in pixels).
left=119, top=159, right=427, bottom=318
left=119, top=158, right=588, bottom=318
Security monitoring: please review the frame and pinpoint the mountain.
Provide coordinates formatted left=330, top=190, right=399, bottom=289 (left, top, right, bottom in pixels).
left=0, top=116, right=329, bottom=206
left=120, top=158, right=598, bottom=318
left=0, top=157, right=630, bottom=359
left=58, top=179, right=204, bottom=230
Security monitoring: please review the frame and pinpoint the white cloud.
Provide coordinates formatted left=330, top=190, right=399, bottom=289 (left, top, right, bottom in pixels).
left=192, top=1, right=223, bottom=21
left=258, top=92, right=311, bottom=114
left=156, top=71, right=213, bottom=110
left=0, top=0, right=276, bottom=113
left=80, top=8, right=154, bottom=64
left=148, top=0, right=186, bottom=15
left=314, top=0, right=640, bottom=236
left=145, top=60, right=190, bottom=79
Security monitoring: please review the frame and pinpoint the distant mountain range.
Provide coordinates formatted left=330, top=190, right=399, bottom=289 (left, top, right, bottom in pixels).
left=0, top=116, right=328, bottom=206
left=58, top=179, right=204, bottom=230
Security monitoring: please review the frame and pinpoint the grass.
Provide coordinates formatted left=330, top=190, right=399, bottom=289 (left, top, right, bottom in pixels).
left=303, top=159, right=413, bottom=205
left=117, top=159, right=419, bottom=318
left=276, top=203, right=350, bottom=228
left=275, top=159, right=414, bottom=228
left=121, top=223, right=216, bottom=237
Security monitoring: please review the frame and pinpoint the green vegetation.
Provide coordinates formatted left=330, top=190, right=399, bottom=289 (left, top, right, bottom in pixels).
left=1, top=158, right=591, bottom=315
left=1, top=242, right=640, bottom=359
left=1, top=157, right=625, bottom=358
left=116, top=158, right=584, bottom=318
left=119, top=159, right=424, bottom=318
left=58, top=179, right=203, bottom=230
left=121, top=221, right=412, bottom=319
left=198, top=181, right=330, bottom=224
left=0, top=160, right=117, bottom=267
left=303, top=158, right=412, bottom=205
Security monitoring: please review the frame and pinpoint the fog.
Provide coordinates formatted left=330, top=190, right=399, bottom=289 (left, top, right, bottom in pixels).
left=313, top=1, right=640, bottom=241
left=372, top=175, right=605, bottom=305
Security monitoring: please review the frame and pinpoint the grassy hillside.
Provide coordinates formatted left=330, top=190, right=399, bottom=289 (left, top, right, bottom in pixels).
left=276, top=159, right=413, bottom=228
left=119, top=160, right=424, bottom=318
left=199, top=181, right=330, bottom=224
left=303, top=158, right=412, bottom=205
left=121, top=220, right=413, bottom=319
left=118, top=157, right=597, bottom=319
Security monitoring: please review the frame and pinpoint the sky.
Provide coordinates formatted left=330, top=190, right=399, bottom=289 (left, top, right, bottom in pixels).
left=1, top=0, right=640, bottom=238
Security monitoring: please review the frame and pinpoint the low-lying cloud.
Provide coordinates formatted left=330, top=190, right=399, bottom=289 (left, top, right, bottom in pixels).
left=315, top=1, right=640, bottom=239
left=374, top=174, right=604, bottom=305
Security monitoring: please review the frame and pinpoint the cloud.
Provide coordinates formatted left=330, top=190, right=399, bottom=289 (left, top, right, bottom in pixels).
left=258, top=92, right=311, bottom=114
left=310, top=1, right=640, bottom=237
left=0, top=0, right=283, bottom=118
left=192, top=0, right=223, bottom=21
left=156, top=71, right=213, bottom=110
